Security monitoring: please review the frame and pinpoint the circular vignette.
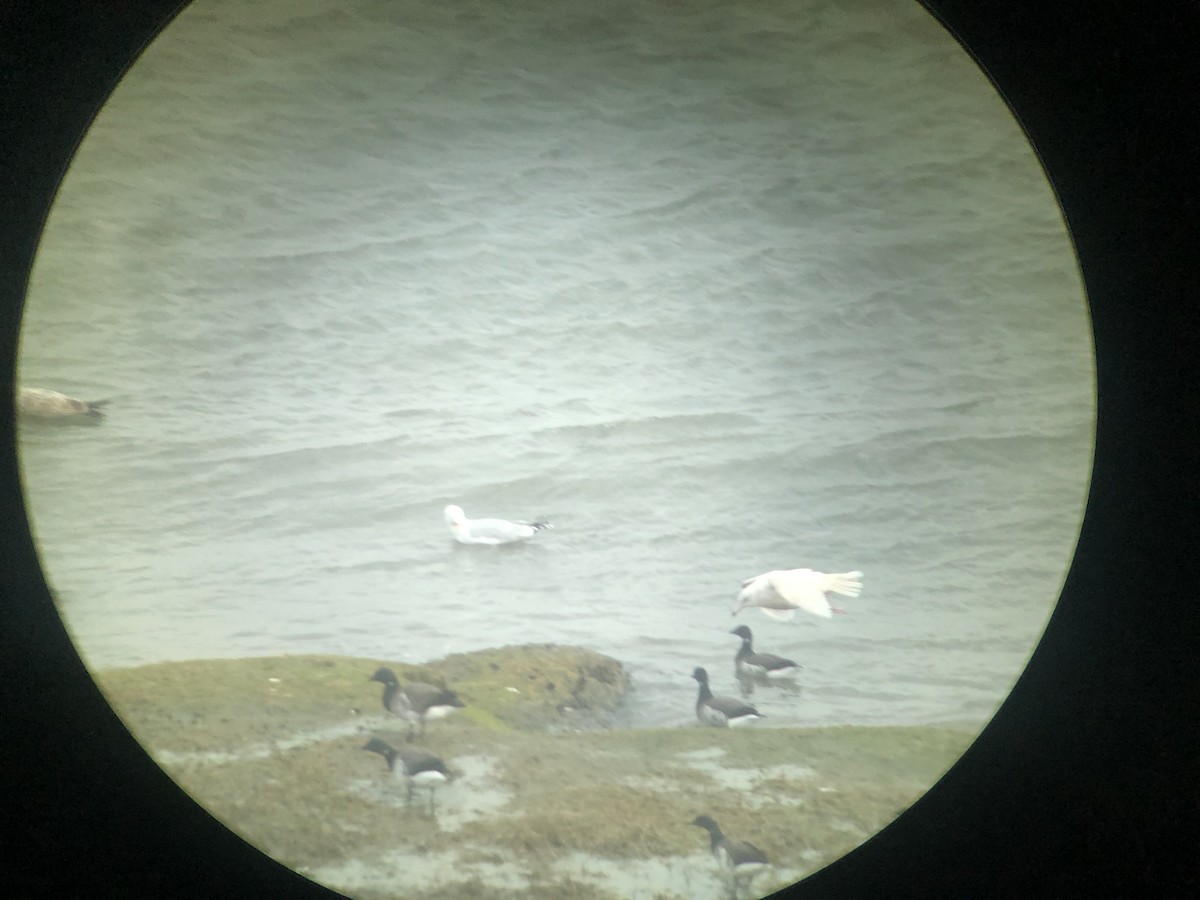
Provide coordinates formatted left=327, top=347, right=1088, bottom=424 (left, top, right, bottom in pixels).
left=1, top=3, right=339, bottom=899
left=1, top=2, right=1196, bottom=900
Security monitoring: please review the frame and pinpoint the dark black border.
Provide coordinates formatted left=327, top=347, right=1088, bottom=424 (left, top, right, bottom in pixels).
left=2, top=2, right=1197, bottom=897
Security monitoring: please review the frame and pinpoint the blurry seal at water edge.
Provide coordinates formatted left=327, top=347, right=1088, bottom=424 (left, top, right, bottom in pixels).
left=17, top=387, right=109, bottom=420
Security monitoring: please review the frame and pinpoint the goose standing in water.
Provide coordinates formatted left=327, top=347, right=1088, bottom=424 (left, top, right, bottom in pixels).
left=730, top=625, right=801, bottom=679
left=692, top=667, right=763, bottom=728
left=17, top=387, right=109, bottom=421
left=733, top=568, right=863, bottom=620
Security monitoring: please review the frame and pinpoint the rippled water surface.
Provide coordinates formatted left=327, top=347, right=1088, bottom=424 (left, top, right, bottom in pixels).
left=20, top=0, right=1092, bottom=739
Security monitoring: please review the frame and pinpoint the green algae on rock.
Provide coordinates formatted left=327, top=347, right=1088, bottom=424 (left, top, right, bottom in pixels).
left=436, top=642, right=630, bottom=731
left=92, top=644, right=631, bottom=756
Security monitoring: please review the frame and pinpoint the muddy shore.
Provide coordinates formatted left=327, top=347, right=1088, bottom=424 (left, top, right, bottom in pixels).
left=94, top=647, right=975, bottom=899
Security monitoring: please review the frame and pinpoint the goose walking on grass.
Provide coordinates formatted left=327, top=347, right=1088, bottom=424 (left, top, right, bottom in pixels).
left=369, top=666, right=465, bottom=741
left=693, top=667, right=763, bottom=728
left=691, top=815, right=770, bottom=899
left=17, top=387, right=109, bottom=421
left=730, top=625, right=801, bottom=679
left=733, top=567, right=863, bottom=620
left=361, top=737, right=450, bottom=815
left=443, top=504, right=552, bottom=545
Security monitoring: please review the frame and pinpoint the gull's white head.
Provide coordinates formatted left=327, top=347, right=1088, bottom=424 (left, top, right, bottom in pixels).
left=443, top=505, right=466, bottom=526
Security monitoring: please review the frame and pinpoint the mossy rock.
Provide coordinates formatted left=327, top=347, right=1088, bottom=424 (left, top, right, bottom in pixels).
left=92, top=644, right=630, bottom=755
left=437, top=643, right=630, bottom=731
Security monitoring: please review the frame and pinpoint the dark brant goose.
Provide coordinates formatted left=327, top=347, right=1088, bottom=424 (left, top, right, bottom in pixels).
left=692, top=667, right=763, bottom=727
left=730, top=625, right=801, bottom=679
left=17, top=387, right=109, bottom=420
left=369, top=666, right=465, bottom=741
left=361, top=737, right=450, bottom=814
left=691, top=815, right=770, bottom=898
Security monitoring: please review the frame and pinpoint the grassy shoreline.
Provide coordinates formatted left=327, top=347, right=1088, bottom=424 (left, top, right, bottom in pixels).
left=94, top=649, right=976, bottom=899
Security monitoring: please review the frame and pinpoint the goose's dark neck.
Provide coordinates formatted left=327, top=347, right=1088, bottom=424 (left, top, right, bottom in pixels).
left=365, top=740, right=397, bottom=770
left=696, top=680, right=712, bottom=702
left=382, top=680, right=400, bottom=708
left=736, top=638, right=752, bottom=661
left=706, top=828, right=725, bottom=854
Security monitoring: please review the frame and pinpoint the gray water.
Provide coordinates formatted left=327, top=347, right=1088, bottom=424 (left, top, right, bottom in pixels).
left=18, top=0, right=1092, bottom=740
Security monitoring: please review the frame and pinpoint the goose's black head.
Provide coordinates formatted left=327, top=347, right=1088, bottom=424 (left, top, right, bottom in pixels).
left=369, top=666, right=399, bottom=686
left=692, top=667, right=709, bottom=684
left=361, top=737, right=395, bottom=765
left=692, top=815, right=720, bottom=833
left=730, top=625, right=753, bottom=641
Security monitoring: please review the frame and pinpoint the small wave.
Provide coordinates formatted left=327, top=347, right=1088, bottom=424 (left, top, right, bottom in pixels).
left=532, top=410, right=761, bottom=444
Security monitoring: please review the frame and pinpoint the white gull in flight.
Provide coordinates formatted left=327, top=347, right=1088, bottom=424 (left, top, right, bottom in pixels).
left=443, top=504, right=552, bottom=545
left=732, top=568, right=863, bottom=620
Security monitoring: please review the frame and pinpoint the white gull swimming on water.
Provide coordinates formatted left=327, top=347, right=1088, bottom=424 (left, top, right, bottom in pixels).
left=732, top=568, right=863, bottom=620
left=442, top=505, right=552, bottom=545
